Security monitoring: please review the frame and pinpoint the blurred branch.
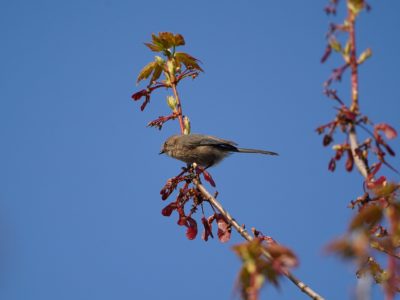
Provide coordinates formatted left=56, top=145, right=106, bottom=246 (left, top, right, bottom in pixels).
left=347, top=5, right=368, bottom=179
left=349, top=128, right=368, bottom=178
left=320, top=2, right=400, bottom=299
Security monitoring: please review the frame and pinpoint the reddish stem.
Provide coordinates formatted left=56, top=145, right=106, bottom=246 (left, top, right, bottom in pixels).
left=171, top=83, right=185, bottom=134
left=347, top=13, right=400, bottom=285
left=248, top=275, right=258, bottom=300
left=348, top=10, right=359, bottom=112
left=347, top=6, right=369, bottom=177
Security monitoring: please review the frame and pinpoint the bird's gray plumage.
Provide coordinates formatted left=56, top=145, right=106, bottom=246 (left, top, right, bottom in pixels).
left=160, top=134, right=278, bottom=168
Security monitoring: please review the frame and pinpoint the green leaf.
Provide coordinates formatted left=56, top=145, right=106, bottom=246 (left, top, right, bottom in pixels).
left=173, top=33, right=185, bottom=46
left=150, top=64, right=163, bottom=83
left=183, top=116, right=191, bottom=135
left=349, top=205, right=383, bottom=230
left=357, top=257, right=387, bottom=284
left=344, top=41, right=351, bottom=55
left=144, top=42, right=163, bottom=52
left=166, top=59, right=175, bottom=75
left=145, top=33, right=186, bottom=56
left=348, top=0, right=365, bottom=15
left=156, top=32, right=175, bottom=49
left=358, top=48, right=372, bottom=65
left=151, top=34, right=169, bottom=51
left=175, top=52, right=203, bottom=72
left=156, top=32, right=186, bottom=48
left=136, top=61, right=157, bottom=84
left=154, top=56, right=164, bottom=64
left=329, top=37, right=342, bottom=53
left=166, top=95, right=177, bottom=111
left=262, top=264, right=280, bottom=288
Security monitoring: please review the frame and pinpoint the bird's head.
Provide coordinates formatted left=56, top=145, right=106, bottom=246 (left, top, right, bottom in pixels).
left=159, top=135, right=179, bottom=156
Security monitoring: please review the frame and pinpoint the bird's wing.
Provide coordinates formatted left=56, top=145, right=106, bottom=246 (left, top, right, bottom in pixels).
left=194, top=135, right=238, bottom=151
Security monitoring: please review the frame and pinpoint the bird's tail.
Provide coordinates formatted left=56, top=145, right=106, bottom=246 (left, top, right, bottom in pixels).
left=236, top=148, right=278, bottom=156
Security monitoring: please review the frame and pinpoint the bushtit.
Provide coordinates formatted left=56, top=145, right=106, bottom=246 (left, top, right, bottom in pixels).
left=160, top=134, right=278, bottom=168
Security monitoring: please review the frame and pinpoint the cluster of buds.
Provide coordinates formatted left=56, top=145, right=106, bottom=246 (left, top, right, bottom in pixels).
left=317, top=119, right=397, bottom=173
left=159, top=165, right=231, bottom=241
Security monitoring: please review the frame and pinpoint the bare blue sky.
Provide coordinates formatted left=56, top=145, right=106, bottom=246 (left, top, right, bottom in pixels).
left=1, top=1, right=399, bottom=299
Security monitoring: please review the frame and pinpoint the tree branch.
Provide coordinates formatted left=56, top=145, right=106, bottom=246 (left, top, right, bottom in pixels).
left=194, top=179, right=325, bottom=300
left=349, top=127, right=368, bottom=178
left=345, top=5, right=394, bottom=298
left=347, top=6, right=369, bottom=180
left=171, top=83, right=185, bottom=134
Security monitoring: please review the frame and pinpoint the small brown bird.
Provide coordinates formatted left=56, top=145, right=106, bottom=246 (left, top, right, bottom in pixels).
left=160, top=134, right=278, bottom=168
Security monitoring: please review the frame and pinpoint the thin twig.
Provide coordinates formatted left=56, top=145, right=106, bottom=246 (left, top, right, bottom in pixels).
left=371, top=242, right=400, bottom=260
left=347, top=5, right=369, bottom=179
left=349, top=128, right=368, bottom=178
left=348, top=10, right=359, bottom=113
left=193, top=179, right=325, bottom=300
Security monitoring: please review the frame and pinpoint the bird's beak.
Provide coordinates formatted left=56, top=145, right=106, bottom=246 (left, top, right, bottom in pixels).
left=159, top=150, right=165, bottom=155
